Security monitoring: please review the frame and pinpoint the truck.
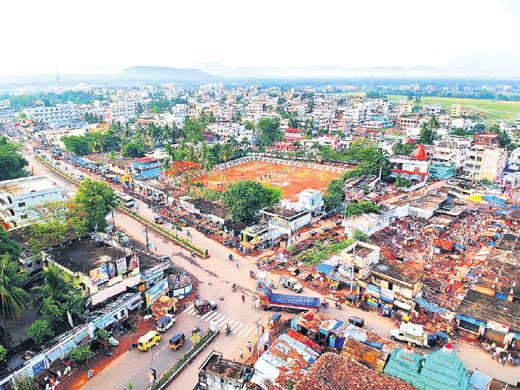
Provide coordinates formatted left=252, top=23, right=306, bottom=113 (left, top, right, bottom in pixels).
left=279, top=274, right=303, bottom=293
left=259, top=289, right=320, bottom=312
left=390, top=323, right=434, bottom=348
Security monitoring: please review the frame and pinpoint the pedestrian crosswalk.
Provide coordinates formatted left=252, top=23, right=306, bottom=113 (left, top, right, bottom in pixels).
left=184, top=304, right=256, bottom=339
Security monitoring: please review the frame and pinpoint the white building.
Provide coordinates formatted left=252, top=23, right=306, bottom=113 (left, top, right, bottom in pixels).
left=0, top=176, right=66, bottom=229
left=281, top=189, right=324, bottom=214
left=106, top=102, right=136, bottom=123
left=259, top=205, right=311, bottom=238
left=0, top=100, right=14, bottom=124
left=26, top=103, right=83, bottom=128
left=423, top=104, right=441, bottom=116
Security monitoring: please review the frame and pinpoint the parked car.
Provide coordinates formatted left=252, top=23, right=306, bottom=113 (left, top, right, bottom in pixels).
left=156, top=314, right=176, bottom=333
left=348, top=316, right=364, bottom=328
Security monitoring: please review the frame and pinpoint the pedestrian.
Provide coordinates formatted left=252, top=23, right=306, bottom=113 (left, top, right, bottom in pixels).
left=240, top=348, right=244, bottom=359
left=236, top=259, right=239, bottom=268
left=242, top=294, right=245, bottom=303
left=248, top=341, right=252, bottom=352
left=88, top=369, right=93, bottom=379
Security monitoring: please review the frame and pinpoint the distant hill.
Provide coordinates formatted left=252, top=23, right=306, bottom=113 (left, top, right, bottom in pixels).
left=119, top=66, right=222, bottom=83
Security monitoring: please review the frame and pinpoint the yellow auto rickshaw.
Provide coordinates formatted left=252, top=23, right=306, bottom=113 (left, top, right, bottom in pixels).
left=138, top=330, right=161, bottom=351
left=268, top=313, right=282, bottom=328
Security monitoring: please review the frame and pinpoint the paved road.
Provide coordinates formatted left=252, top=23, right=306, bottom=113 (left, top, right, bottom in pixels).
left=26, top=144, right=520, bottom=385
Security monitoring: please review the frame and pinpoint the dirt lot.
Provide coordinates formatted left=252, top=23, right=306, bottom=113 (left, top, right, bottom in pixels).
left=205, top=161, right=342, bottom=201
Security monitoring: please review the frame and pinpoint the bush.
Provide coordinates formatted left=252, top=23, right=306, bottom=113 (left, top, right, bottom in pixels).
left=0, top=345, right=6, bottom=362
left=95, top=328, right=110, bottom=342
left=26, top=319, right=54, bottom=345
left=68, top=345, right=92, bottom=364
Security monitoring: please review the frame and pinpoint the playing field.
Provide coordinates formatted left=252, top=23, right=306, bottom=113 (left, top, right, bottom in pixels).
left=386, top=94, right=520, bottom=123
left=206, top=161, right=343, bottom=201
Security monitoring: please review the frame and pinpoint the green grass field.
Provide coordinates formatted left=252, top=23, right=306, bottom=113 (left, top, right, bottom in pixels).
left=386, top=95, right=520, bottom=123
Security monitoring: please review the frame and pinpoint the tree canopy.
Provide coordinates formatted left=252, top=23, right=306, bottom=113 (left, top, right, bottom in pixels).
left=74, top=179, right=116, bottom=232
left=0, top=255, right=30, bottom=326
left=344, top=201, right=379, bottom=218
left=392, top=142, right=414, bottom=156
left=61, top=136, right=91, bottom=155
left=221, top=180, right=282, bottom=224
left=0, top=229, right=21, bottom=260
left=122, top=143, right=145, bottom=158
left=0, top=137, right=29, bottom=181
left=257, top=118, right=282, bottom=147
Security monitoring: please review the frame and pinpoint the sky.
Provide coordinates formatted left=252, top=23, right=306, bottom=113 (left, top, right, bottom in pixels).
left=2, top=0, right=520, bottom=78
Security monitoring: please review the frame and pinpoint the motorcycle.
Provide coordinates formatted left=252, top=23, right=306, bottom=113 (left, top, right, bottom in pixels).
left=269, top=281, right=277, bottom=289
left=335, top=301, right=341, bottom=310
left=191, top=251, right=196, bottom=258
left=229, top=254, right=233, bottom=261
left=232, top=284, right=237, bottom=292
left=321, top=299, right=329, bottom=308
left=192, top=326, right=201, bottom=335
left=128, top=341, right=138, bottom=350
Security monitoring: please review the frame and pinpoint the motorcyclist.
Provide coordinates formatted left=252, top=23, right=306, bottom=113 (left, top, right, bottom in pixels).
left=226, top=323, right=231, bottom=334
left=232, top=283, right=237, bottom=291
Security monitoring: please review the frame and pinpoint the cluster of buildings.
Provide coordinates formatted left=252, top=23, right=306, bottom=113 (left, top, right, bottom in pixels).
left=195, top=309, right=516, bottom=390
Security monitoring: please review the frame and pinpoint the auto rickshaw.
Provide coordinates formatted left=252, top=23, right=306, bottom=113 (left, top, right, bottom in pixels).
left=169, top=333, right=185, bottom=350
left=345, top=293, right=360, bottom=308
left=268, top=313, right=282, bottom=328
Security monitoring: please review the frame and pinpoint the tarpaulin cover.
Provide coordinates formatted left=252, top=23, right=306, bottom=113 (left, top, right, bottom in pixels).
left=316, top=263, right=334, bottom=275
left=468, top=370, right=492, bottom=390
left=433, top=238, right=454, bottom=251
left=468, top=195, right=483, bottom=203
left=415, top=295, right=447, bottom=314
left=495, top=210, right=510, bottom=216
left=483, top=195, right=506, bottom=204
left=456, top=314, right=486, bottom=327
left=453, top=243, right=467, bottom=249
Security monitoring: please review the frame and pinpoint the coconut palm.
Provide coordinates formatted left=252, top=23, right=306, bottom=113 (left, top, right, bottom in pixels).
left=0, top=255, right=30, bottom=342
left=31, top=265, right=77, bottom=309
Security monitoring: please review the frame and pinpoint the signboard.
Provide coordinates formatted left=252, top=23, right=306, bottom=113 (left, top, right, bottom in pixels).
left=116, top=257, right=127, bottom=274
left=145, top=278, right=168, bottom=306
left=107, top=262, right=118, bottom=279
left=486, top=320, right=510, bottom=334
left=381, top=287, right=395, bottom=302
left=143, top=260, right=170, bottom=278
left=127, top=253, right=139, bottom=271
left=90, top=265, right=109, bottom=286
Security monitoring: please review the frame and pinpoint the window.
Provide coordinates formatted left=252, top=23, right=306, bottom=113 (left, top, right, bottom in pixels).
left=20, top=214, right=28, bottom=219
left=18, top=202, right=25, bottom=207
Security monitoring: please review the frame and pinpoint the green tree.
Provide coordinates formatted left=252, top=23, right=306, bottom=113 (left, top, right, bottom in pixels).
left=222, top=180, right=281, bottom=224
left=419, top=126, right=434, bottom=144
left=32, top=265, right=77, bottom=308
left=257, top=118, right=281, bottom=147
left=344, top=201, right=379, bottom=218
left=122, top=143, right=145, bottom=158
left=68, top=345, right=92, bottom=364
left=74, top=179, right=116, bottom=232
left=0, top=137, right=29, bottom=181
left=0, top=344, right=6, bottom=362
left=28, top=201, right=87, bottom=254
left=26, top=319, right=54, bottom=345
left=244, top=121, right=256, bottom=131
left=13, top=375, right=35, bottom=390
left=61, top=136, right=91, bottom=155
left=0, top=255, right=29, bottom=341
left=323, top=179, right=344, bottom=211
left=182, top=118, right=205, bottom=142
left=353, top=230, right=370, bottom=243
left=392, top=142, right=414, bottom=156
left=345, top=139, right=390, bottom=178
left=394, top=174, right=413, bottom=188
left=0, top=229, right=21, bottom=260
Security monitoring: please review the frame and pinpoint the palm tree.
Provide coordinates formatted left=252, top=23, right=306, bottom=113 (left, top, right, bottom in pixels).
left=31, top=265, right=77, bottom=309
left=0, top=255, right=30, bottom=343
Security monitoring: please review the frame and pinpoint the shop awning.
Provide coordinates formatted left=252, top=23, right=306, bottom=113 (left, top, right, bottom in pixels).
left=456, top=314, right=486, bottom=327
left=415, top=295, right=447, bottom=314
left=483, top=195, right=506, bottom=205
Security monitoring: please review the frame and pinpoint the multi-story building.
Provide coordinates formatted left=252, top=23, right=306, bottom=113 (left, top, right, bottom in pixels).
left=0, top=176, right=66, bottom=229
left=131, top=157, right=161, bottom=179
left=389, top=145, right=431, bottom=184
left=450, top=104, right=462, bottom=117
left=463, top=145, right=507, bottom=181
left=0, top=100, right=14, bottom=124
left=43, top=234, right=141, bottom=306
left=423, top=104, right=441, bottom=116
left=106, top=102, right=136, bottom=123
left=26, top=103, right=83, bottom=128
left=398, top=114, right=421, bottom=129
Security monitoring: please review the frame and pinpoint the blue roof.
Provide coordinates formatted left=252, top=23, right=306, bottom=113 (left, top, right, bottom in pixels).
left=483, top=195, right=506, bottom=205
left=316, top=263, right=334, bottom=275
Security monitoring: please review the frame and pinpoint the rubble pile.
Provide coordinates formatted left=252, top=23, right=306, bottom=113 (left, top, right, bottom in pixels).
left=295, top=353, right=418, bottom=390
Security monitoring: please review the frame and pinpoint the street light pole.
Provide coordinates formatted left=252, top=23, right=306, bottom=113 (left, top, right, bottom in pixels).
left=145, top=226, right=149, bottom=252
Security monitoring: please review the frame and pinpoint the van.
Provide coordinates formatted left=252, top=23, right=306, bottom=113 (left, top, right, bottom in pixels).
left=156, top=314, right=176, bottom=333
left=138, top=330, right=161, bottom=351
